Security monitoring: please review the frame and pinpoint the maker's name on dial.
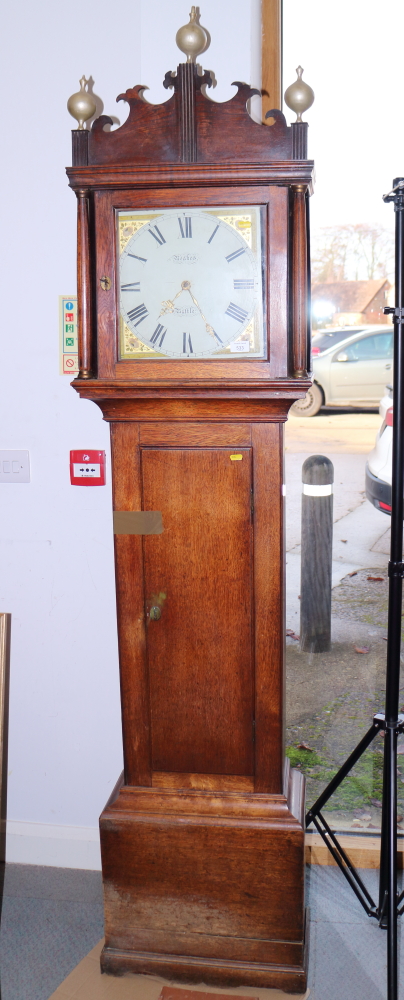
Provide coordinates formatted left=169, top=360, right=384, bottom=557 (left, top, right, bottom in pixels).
left=170, top=253, right=199, bottom=263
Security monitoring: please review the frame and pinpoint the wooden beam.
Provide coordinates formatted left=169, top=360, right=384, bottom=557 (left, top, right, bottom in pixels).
left=306, top=833, right=404, bottom=870
left=262, top=0, right=282, bottom=119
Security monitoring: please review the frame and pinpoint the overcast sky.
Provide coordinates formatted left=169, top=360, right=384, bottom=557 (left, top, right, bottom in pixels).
left=283, top=0, right=404, bottom=234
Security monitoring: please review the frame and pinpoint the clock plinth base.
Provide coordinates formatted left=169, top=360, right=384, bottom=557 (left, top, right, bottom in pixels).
left=99, top=766, right=307, bottom=994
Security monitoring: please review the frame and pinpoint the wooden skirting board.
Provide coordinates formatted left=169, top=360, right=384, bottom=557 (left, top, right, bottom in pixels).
left=306, top=833, right=404, bottom=868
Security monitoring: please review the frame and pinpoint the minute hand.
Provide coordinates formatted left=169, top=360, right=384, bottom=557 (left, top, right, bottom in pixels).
left=187, top=289, right=216, bottom=339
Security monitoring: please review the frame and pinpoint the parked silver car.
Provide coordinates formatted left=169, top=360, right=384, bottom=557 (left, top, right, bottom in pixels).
left=311, top=325, right=367, bottom=356
left=292, top=325, right=393, bottom=416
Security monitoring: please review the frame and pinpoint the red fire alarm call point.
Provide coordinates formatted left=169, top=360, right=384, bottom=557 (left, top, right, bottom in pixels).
left=70, top=450, right=106, bottom=486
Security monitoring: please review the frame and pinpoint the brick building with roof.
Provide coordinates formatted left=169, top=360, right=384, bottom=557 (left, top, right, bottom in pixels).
left=312, top=278, right=391, bottom=326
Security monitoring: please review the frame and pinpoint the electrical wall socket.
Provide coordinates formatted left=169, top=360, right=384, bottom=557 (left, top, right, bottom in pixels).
left=0, top=451, right=30, bottom=483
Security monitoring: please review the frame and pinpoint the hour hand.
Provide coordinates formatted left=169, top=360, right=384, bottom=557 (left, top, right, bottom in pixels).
left=159, top=299, right=175, bottom=315
left=159, top=285, right=185, bottom=315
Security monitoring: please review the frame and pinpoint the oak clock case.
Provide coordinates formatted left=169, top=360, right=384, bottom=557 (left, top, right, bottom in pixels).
left=67, top=28, right=314, bottom=995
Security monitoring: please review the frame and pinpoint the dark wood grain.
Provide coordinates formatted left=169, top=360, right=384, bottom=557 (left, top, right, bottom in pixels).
left=141, top=447, right=254, bottom=775
left=152, top=772, right=254, bottom=792
left=194, top=92, right=290, bottom=163
left=158, top=989, right=257, bottom=1000
left=178, top=63, right=196, bottom=162
left=73, top=183, right=316, bottom=386
left=69, top=48, right=313, bottom=992
left=291, top=185, right=308, bottom=378
left=99, top=777, right=306, bottom=991
left=86, top=74, right=294, bottom=167
left=110, top=422, right=151, bottom=785
left=89, top=87, right=179, bottom=165
left=267, top=185, right=288, bottom=378
left=67, top=161, right=314, bottom=192
left=76, top=189, right=93, bottom=378
left=74, top=384, right=311, bottom=414
left=291, top=122, right=308, bottom=160
left=93, top=190, right=116, bottom=379
left=72, top=129, right=89, bottom=166
left=107, top=409, right=289, bottom=797
left=101, top=949, right=306, bottom=992
left=139, top=423, right=251, bottom=446
left=252, top=423, right=284, bottom=793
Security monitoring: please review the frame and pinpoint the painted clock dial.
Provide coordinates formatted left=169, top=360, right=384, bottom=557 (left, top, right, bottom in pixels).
left=118, top=206, right=265, bottom=359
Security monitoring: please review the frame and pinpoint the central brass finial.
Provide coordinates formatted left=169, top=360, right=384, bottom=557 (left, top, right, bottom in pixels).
left=176, top=7, right=207, bottom=63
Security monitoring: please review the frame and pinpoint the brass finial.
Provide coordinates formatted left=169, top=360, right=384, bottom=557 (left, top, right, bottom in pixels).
left=284, top=67, right=314, bottom=123
left=176, top=7, right=207, bottom=63
left=67, top=76, right=97, bottom=130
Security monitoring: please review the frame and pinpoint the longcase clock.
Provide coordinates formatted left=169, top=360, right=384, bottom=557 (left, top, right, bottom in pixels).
left=67, top=11, right=314, bottom=992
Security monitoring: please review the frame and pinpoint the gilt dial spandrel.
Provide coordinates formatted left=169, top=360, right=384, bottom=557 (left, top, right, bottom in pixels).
left=117, top=206, right=265, bottom=360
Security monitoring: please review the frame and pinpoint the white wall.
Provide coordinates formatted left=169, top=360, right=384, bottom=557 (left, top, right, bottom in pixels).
left=0, top=0, right=260, bottom=869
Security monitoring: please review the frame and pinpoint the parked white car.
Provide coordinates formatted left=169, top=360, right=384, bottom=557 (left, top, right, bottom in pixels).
left=366, top=386, right=393, bottom=515
left=311, top=325, right=367, bottom=356
left=292, top=325, right=393, bottom=416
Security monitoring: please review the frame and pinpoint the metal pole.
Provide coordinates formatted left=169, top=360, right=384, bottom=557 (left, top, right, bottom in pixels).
left=300, top=455, right=334, bottom=652
left=380, top=177, right=404, bottom=1000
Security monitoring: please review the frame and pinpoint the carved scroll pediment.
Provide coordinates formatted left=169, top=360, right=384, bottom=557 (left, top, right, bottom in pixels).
left=86, top=63, right=298, bottom=167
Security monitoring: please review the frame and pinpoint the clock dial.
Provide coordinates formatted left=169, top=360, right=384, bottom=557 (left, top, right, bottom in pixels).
left=118, top=207, right=264, bottom=359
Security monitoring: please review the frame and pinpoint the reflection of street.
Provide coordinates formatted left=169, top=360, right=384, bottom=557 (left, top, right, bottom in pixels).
left=286, top=410, right=388, bottom=614
left=285, top=409, right=404, bottom=833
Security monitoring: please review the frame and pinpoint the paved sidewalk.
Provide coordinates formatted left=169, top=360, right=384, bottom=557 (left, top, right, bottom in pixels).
left=284, top=411, right=391, bottom=631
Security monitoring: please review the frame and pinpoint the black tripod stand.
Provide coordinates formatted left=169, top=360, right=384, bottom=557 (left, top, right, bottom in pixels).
left=306, top=178, right=404, bottom=1000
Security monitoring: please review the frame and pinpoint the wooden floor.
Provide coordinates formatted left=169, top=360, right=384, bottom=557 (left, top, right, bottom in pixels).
left=48, top=941, right=310, bottom=1000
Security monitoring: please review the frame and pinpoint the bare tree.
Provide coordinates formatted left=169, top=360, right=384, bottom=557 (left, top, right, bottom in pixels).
left=312, top=224, right=394, bottom=283
left=353, top=224, right=394, bottom=280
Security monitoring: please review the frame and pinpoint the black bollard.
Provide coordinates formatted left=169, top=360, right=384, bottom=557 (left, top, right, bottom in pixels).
left=300, top=455, right=334, bottom=653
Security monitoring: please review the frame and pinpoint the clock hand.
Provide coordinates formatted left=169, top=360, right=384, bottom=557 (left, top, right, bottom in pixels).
left=159, top=286, right=184, bottom=316
left=159, top=280, right=197, bottom=317
left=159, top=281, right=222, bottom=344
left=185, top=287, right=218, bottom=341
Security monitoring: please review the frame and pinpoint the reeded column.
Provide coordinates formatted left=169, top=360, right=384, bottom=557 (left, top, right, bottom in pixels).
left=291, top=184, right=308, bottom=377
left=177, top=63, right=197, bottom=162
left=76, top=188, right=93, bottom=379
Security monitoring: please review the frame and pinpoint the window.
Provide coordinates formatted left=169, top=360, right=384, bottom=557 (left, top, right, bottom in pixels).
left=342, top=333, right=393, bottom=362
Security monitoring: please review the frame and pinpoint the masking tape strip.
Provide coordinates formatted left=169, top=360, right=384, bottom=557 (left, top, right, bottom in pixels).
left=113, top=511, right=164, bottom=535
left=302, top=484, right=333, bottom=496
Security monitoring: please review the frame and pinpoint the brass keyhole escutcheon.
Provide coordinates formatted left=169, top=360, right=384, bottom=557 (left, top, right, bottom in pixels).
left=100, top=275, right=111, bottom=290
left=149, top=606, right=161, bottom=621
